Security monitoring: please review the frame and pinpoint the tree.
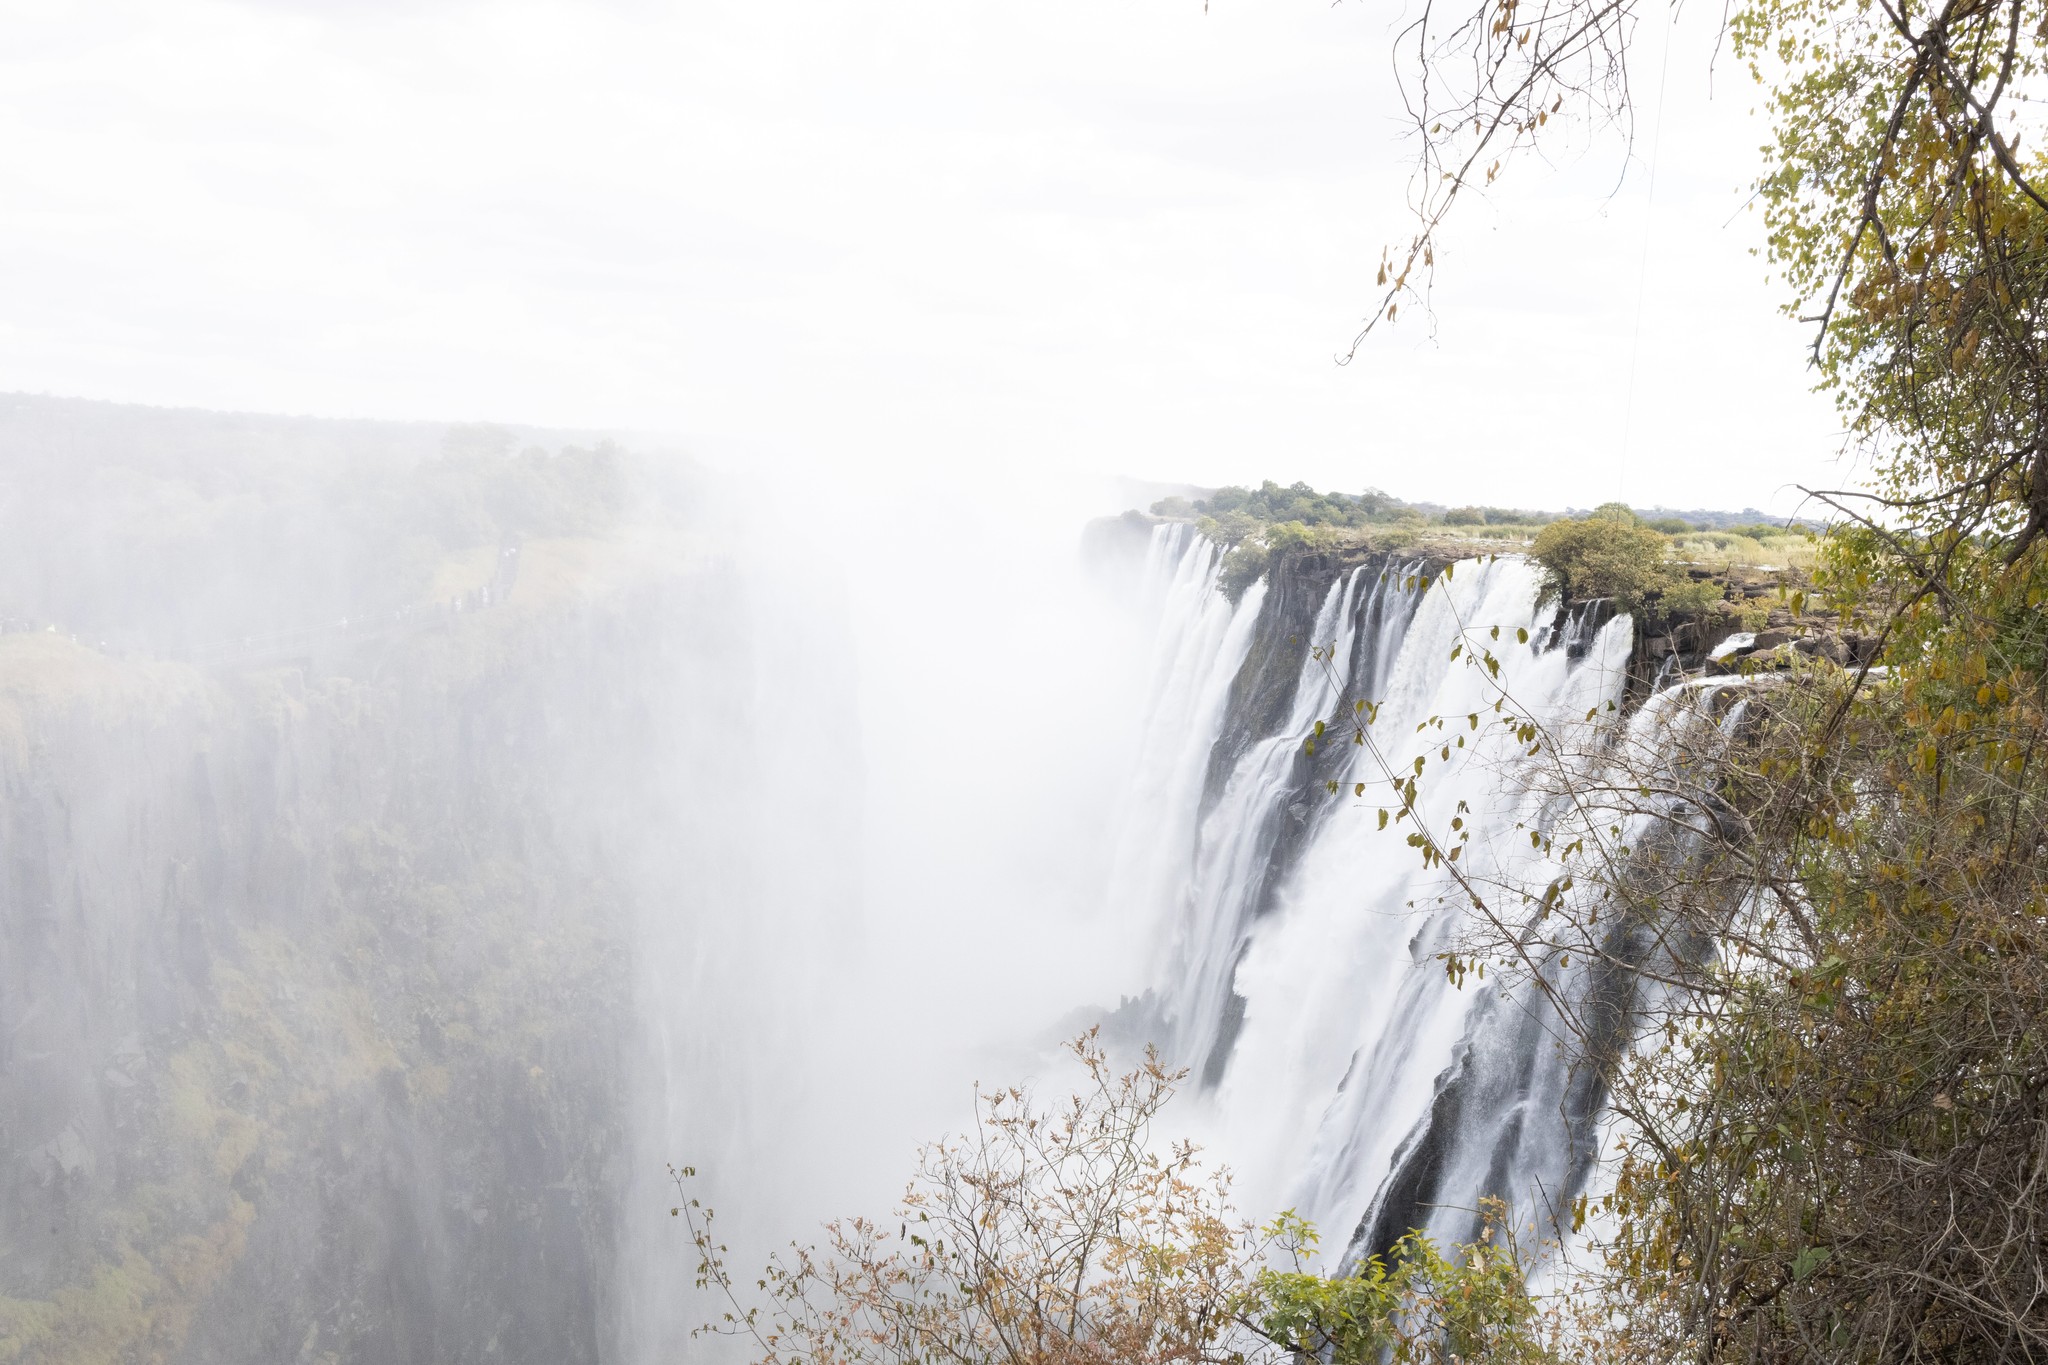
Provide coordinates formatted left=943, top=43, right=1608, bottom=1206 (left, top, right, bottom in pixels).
left=1530, top=508, right=1669, bottom=608
left=674, top=1033, right=1551, bottom=1365
left=1338, top=0, right=2048, bottom=1353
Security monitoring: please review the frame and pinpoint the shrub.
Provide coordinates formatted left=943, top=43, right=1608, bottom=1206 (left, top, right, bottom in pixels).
left=1655, top=577, right=1727, bottom=615
left=1197, top=511, right=1261, bottom=545
left=1199, top=520, right=1339, bottom=600
left=1531, top=509, right=1671, bottom=609
left=1264, top=520, right=1339, bottom=554
left=677, top=1034, right=1554, bottom=1365
left=1218, top=540, right=1270, bottom=600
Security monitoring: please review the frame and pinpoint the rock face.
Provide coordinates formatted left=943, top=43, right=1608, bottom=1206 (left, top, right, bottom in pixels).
left=1611, top=570, right=1867, bottom=692
left=1693, top=612, right=1872, bottom=676
left=0, top=396, right=783, bottom=1365
left=0, top=563, right=658, bottom=1364
left=1201, top=551, right=1356, bottom=808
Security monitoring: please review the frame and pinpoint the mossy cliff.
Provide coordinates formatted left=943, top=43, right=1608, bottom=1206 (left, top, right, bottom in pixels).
left=0, top=537, right=690, bottom=1363
left=0, top=395, right=756, bottom=1365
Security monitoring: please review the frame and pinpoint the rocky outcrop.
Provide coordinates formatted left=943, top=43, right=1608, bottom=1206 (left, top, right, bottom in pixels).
left=1623, top=570, right=1877, bottom=693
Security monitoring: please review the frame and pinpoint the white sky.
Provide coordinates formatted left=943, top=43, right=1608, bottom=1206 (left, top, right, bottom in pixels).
left=0, top=0, right=1852, bottom=514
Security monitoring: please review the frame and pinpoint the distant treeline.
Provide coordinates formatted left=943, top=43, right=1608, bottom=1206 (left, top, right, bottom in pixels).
left=1150, top=480, right=1807, bottom=541
left=0, top=395, right=673, bottom=657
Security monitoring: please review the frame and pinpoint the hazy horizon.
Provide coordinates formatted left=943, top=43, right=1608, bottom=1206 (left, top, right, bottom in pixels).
left=0, top=387, right=1829, bottom=525
left=2, top=0, right=1848, bottom=515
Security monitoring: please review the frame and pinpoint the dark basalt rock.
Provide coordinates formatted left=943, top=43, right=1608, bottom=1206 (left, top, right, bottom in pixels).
left=1192, top=551, right=1436, bottom=1089
left=1199, top=552, right=1343, bottom=814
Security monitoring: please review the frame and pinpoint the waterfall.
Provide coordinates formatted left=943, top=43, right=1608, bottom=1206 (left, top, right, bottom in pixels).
left=10, top=395, right=1790, bottom=1359
left=1108, top=525, right=1638, bottom=1263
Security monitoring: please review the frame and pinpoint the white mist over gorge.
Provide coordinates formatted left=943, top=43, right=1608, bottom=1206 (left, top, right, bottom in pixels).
left=0, top=0, right=1867, bottom=1358
left=0, top=391, right=1802, bottom=1361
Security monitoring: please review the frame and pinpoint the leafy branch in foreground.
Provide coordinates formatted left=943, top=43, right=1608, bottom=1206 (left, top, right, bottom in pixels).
left=1260, top=1206, right=1557, bottom=1365
left=671, top=1031, right=1552, bottom=1365
left=1347, top=0, right=1647, bottom=353
left=1339, top=0, right=2048, bottom=1351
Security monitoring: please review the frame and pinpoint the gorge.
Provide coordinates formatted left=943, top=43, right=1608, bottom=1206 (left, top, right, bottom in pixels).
left=0, top=397, right=1778, bottom=1362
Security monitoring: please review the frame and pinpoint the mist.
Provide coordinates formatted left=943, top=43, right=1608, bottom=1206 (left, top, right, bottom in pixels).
left=0, top=367, right=1788, bottom=1365
left=0, top=1, right=1831, bottom=1359
left=0, top=396, right=1207, bottom=1360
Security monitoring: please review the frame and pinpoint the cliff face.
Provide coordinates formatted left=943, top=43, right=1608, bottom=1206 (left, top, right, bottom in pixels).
left=0, top=397, right=873, bottom=1365
left=0, top=541, right=678, bottom=1364
left=0, top=394, right=855, bottom=1365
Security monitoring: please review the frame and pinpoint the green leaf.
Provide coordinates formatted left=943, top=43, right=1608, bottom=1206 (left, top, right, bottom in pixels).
left=1792, top=1246, right=1832, bottom=1281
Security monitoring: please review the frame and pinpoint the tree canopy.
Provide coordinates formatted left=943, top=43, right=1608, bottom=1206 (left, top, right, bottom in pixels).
left=677, top=1035, right=1552, bottom=1365
left=1339, top=0, right=2048, bottom=1356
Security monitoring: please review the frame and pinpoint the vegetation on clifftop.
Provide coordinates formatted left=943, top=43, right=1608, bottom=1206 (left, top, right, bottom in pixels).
left=1530, top=504, right=1732, bottom=615
left=0, top=397, right=652, bottom=657
left=1141, top=479, right=1814, bottom=615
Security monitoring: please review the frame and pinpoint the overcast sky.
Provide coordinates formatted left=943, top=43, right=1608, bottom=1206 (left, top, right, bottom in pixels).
left=0, top=0, right=1850, bottom=513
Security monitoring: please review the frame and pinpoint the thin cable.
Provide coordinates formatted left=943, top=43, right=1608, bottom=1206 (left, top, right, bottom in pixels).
left=1617, top=6, right=1676, bottom=505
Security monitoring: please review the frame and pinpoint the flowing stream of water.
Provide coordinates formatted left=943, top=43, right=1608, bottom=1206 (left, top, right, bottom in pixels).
left=1105, top=524, right=1638, bottom=1261
left=633, top=514, right=1708, bottom=1354
left=5, top=408, right=1741, bottom=1361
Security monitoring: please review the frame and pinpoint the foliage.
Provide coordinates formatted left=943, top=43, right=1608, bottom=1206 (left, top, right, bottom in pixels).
left=1559, top=564, right=2048, bottom=1361
left=676, top=1034, right=1553, bottom=1365
left=1175, top=481, right=1416, bottom=531
left=1217, top=539, right=1271, bottom=601
left=1588, top=0, right=2048, bottom=1352
left=1152, top=484, right=1792, bottom=615
left=1343, top=0, right=2048, bottom=1348
left=1191, top=511, right=1358, bottom=600
left=1528, top=505, right=1743, bottom=618
left=1656, top=576, right=1727, bottom=615
left=1265, top=520, right=1342, bottom=554
left=0, top=399, right=643, bottom=655
left=1726, top=523, right=1798, bottom=543
left=1530, top=507, right=1679, bottom=611
left=1178, top=489, right=1763, bottom=608
left=0, top=587, right=631, bottom=1362
left=1258, top=1205, right=1552, bottom=1365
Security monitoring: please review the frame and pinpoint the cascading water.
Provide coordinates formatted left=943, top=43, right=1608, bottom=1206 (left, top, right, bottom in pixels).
left=0, top=394, right=1787, bottom=1363
left=1106, top=524, right=1640, bottom=1265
